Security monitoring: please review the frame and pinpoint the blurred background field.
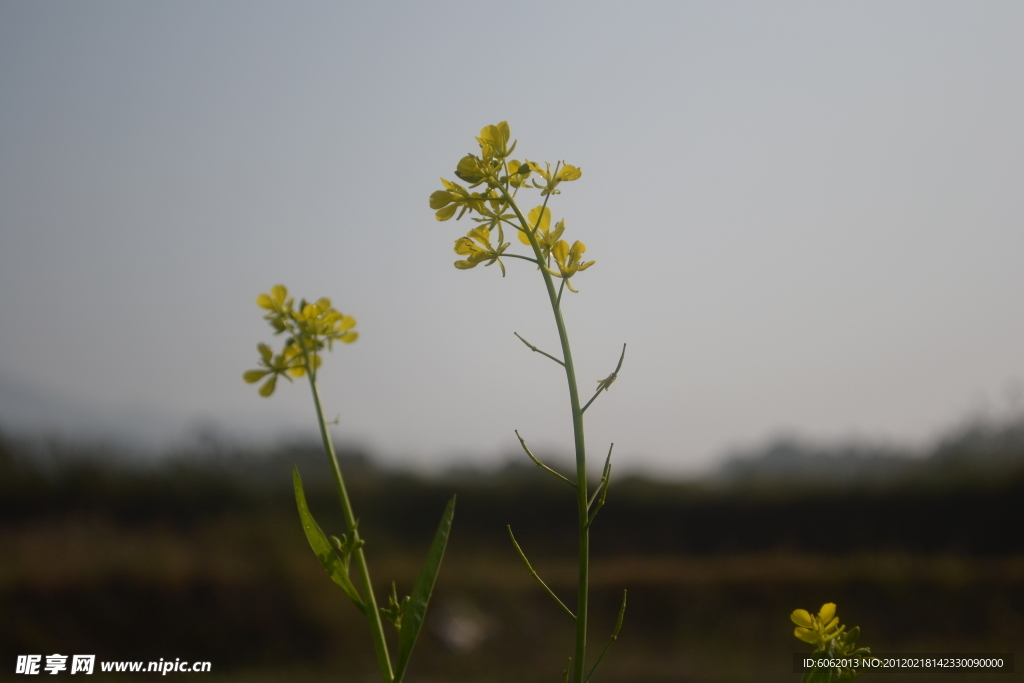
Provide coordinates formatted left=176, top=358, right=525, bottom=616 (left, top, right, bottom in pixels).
left=2, top=418, right=1022, bottom=683
left=3, top=4, right=1024, bottom=682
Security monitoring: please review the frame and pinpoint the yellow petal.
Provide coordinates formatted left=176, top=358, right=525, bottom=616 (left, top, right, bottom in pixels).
left=791, top=609, right=814, bottom=628
left=552, top=240, right=569, bottom=265
left=467, top=226, right=491, bottom=244
left=454, top=259, right=478, bottom=270
left=435, top=204, right=457, bottom=221
left=455, top=155, right=484, bottom=183
left=818, top=603, right=836, bottom=624
left=517, top=228, right=532, bottom=245
left=556, top=164, right=582, bottom=181
left=794, top=627, right=818, bottom=644
left=552, top=219, right=566, bottom=240
left=271, top=284, right=288, bottom=303
left=527, top=206, right=551, bottom=233
left=259, top=375, right=277, bottom=397
left=256, top=293, right=274, bottom=309
left=454, top=236, right=476, bottom=256
left=429, top=190, right=453, bottom=209
left=243, top=369, right=269, bottom=383
left=340, top=331, right=358, bottom=343
left=569, top=241, right=587, bottom=262
left=257, top=343, right=273, bottom=363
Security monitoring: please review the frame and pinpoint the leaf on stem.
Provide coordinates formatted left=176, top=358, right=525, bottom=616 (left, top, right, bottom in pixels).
left=293, top=466, right=364, bottom=610
left=393, top=496, right=456, bottom=682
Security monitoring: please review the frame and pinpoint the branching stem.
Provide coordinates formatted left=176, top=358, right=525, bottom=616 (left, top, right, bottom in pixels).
left=581, top=344, right=627, bottom=414
left=514, top=332, right=565, bottom=367
left=516, top=430, right=576, bottom=488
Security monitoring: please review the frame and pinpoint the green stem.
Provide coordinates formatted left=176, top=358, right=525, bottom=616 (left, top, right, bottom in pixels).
left=303, top=350, right=394, bottom=683
left=495, top=179, right=590, bottom=683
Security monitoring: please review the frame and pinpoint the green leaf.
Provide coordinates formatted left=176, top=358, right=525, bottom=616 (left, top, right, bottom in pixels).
left=393, top=496, right=455, bottom=683
left=292, top=466, right=364, bottom=610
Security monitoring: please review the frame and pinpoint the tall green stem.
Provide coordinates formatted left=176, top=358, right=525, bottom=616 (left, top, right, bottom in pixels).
left=303, top=353, right=394, bottom=683
left=498, top=186, right=590, bottom=683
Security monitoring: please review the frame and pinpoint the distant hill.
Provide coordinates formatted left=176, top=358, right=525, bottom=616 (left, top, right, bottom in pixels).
left=0, top=367, right=188, bottom=448
left=716, top=417, right=1024, bottom=489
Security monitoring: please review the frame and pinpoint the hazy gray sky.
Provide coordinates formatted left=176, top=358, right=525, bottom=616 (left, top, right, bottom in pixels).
left=1, top=1, right=1022, bottom=473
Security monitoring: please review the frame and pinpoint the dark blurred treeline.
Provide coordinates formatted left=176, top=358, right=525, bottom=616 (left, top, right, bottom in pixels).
left=4, top=419, right=1023, bottom=556
left=2, top=420, right=1023, bottom=683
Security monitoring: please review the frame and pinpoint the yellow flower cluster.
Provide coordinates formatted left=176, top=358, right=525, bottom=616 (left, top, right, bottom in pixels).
left=430, top=121, right=595, bottom=290
left=791, top=603, right=844, bottom=648
left=243, top=285, right=357, bottom=397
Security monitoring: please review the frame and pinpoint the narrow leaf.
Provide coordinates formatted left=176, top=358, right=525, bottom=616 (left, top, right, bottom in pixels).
left=292, top=466, right=364, bottom=610
left=393, top=496, right=456, bottom=683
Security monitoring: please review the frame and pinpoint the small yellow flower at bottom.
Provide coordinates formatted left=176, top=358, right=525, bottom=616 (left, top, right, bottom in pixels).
left=791, top=603, right=844, bottom=647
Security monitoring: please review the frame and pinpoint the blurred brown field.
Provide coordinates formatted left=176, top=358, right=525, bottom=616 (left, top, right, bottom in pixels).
left=2, top=426, right=1022, bottom=683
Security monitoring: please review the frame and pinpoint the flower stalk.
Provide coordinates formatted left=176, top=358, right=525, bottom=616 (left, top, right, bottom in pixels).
left=431, top=122, right=626, bottom=683
left=245, top=286, right=454, bottom=683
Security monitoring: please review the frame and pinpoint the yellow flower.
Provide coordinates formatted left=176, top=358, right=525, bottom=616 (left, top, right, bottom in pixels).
left=257, top=284, right=294, bottom=333
left=245, top=286, right=358, bottom=397
left=454, top=154, right=488, bottom=186
left=548, top=240, right=595, bottom=292
left=526, top=160, right=582, bottom=196
left=517, top=206, right=565, bottom=261
left=791, top=603, right=844, bottom=647
left=475, top=121, right=513, bottom=161
left=454, top=226, right=509, bottom=275
left=257, top=284, right=290, bottom=313
left=292, top=298, right=359, bottom=350
left=430, top=178, right=489, bottom=221
left=243, top=341, right=303, bottom=397
left=504, top=158, right=532, bottom=187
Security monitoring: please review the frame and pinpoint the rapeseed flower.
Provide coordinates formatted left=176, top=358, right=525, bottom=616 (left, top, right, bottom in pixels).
left=526, top=160, right=582, bottom=196
left=476, top=121, right=513, bottom=160
left=454, top=226, right=509, bottom=275
left=245, top=285, right=357, bottom=396
left=791, top=603, right=844, bottom=648
left=430, top=178, right=489, bottom=221
left=548, top=240, right=595, bottom=292
left=517, top=206, right=565, bottom=262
